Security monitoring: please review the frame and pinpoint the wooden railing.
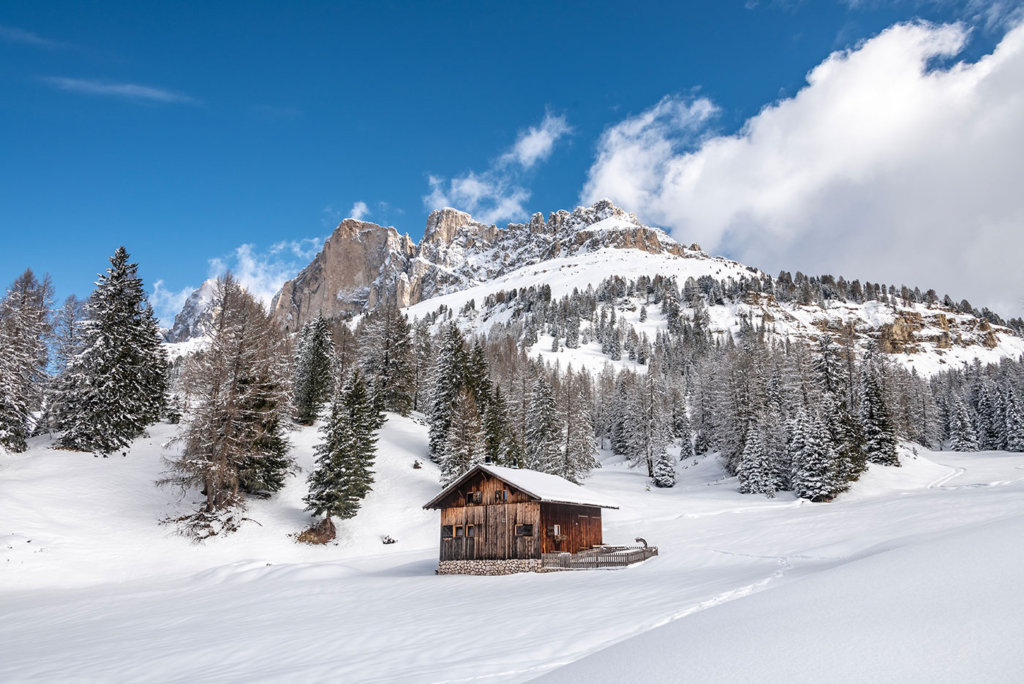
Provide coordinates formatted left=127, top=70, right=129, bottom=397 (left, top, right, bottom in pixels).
left=541, top=545, right=659, bottom=570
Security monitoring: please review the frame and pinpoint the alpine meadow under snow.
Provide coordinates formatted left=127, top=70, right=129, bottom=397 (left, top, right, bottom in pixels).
left=5, top=7, right=1024, bottom=682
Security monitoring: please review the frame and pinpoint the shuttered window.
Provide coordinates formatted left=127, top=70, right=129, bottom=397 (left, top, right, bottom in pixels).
left=515, top=524, right=534, bottom=537
left=442, top=525, right=453, bottom=538
left=494, top=490, right=508, bottom=502
left=466, top=492, right=482, bottom=505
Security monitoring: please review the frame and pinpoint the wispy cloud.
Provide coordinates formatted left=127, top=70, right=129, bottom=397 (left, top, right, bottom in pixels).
left=0, top=24, right=67, bottom=49
left=208, top=240, right=322, bottom=309
left=424, top=110, right=571, bottom=225
left=150, top=280, right=196, bottom=328
left=42, top=77, right=198, bottom=104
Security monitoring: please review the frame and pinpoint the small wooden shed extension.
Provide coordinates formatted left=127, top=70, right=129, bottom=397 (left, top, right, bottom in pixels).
left=423, top=464, right=619, bottom=562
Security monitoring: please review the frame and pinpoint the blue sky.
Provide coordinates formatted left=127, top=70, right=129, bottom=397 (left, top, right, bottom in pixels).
left=2, top=1, right=1022, bottom=322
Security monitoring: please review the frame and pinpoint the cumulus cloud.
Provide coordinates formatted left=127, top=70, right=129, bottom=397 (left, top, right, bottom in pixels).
left=500, top=112, right=573, bottom=169
left=582, top=20, right=1024, bottom=315
left=43, top=77, right=197, bottom=104
left=349, top=201, right=370, bottom=221
left=424, top=110, right=571, bottom=225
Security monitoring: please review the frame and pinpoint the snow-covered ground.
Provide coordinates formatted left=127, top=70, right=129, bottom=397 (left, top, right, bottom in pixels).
left=3, top=418, right=1024, bottom=682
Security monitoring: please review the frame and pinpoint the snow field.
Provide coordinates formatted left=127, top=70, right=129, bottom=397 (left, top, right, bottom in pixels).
left=2, top=416, right=1024, bottom=682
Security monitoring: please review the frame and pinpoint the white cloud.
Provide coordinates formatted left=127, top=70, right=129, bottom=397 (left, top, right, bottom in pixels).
left=208, top=240, right=321, bottom=309
left=350, top=201, right=370, bottom=221
left=500, top=112, right=573, bottom=169
left=424, top=110, right=570, bottom=225
left=150, top=280, right=195, bottom=327
left=582, top=20, right=1024, bottom=315
left=0, top=24, right=66, bottom=49
left=43, top=77, right=197, bottom=104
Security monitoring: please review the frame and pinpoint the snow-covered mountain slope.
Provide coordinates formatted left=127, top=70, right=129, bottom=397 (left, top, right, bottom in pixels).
left=3, top=417, right=1024, bottom=682
left=164, top=277, right=218, bottom=343
left=404, top=246, right=1024, bottom=376
left=166, top=198, right=1023, bottom=373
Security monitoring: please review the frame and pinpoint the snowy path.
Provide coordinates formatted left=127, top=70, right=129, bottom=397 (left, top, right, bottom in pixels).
left=3, top=421, right=1024, bottom=683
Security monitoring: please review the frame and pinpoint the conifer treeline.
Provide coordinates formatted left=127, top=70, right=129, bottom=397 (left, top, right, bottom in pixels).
left=0, top=249, right=168, bottom=456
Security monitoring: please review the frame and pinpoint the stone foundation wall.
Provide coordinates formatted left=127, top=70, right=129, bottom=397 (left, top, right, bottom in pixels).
left=435, top=559, right=543, bottom=575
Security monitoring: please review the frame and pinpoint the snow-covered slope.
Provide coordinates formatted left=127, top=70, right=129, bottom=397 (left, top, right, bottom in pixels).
left=168, top=199, right=1023, bottom=375
left=4, top=418, right=1024, bottom=682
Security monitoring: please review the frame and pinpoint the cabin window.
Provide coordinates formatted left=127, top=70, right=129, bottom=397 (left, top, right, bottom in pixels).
left=515, top=524, right=534, bottom=537
left=454, top=525, right=465, bottom=538
left=547, top=524, right=560, bottom=536
left=494, top=490, right=508, bottom=502
left=442, top=525, right=453, bottom=538
left=466, top=492, right=483, bottom=505
left=466, top=524, right=476, bottom=538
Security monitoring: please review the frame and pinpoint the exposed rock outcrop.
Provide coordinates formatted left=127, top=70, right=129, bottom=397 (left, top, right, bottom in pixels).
left=267, top=199, right=690, bottom=333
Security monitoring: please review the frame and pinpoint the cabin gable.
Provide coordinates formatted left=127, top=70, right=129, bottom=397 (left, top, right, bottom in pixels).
left=432, top=470, right=535, bottom=510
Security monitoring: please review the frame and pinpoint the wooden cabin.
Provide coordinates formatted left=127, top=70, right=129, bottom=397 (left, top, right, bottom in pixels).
left=422, top=464, right=619, bottom=564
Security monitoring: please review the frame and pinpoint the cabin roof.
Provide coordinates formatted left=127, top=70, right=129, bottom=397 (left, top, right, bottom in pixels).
left=422, top=464, right=619, bottom=510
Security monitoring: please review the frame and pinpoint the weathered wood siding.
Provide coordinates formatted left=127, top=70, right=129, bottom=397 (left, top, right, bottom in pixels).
left=433, top=471, right=533, bottom=510
left=539, top=503, right=603, bottom=555
left=439, top=501, right=540, bottom=561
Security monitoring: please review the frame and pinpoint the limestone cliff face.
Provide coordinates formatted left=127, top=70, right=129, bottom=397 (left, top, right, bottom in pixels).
left=268, top=199, right=695, bottom=332
left=270, top=219, right=415, bottom=333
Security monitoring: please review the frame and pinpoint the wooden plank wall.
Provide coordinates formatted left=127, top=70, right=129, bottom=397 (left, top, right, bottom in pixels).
left=539, top=504, right=603, bottom=555
left=439, top=501, right=540, bottom=560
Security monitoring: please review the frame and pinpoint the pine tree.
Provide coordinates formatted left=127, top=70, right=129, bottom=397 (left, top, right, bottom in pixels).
left=557, top=371, right=600, bottom=483
left=162, top=275, right=294, bottom=538
left=0, top=269, right=53, bottom=451
left=860, top=363, right=900, bottom=467
left=293, top=312, right=335, bottom=425
left=359, top=300, right=414, bottom=417
left=412, top=318, right=434, bottom=413
left=428, top=323, right=467, bottom=461
left=737, top=422, right=777, bottom=497
left=305, top=369, right=378, bottom=523
left=791, top=411, right=843, bottom=502
left=55, top=248, right=167, bottom=455
left=652, top=445, right=676, bottom=488
left=625, top=372, right=672, bottom=478
left=948, top=395, right=980, bottom=452
left=525, top=374, right=562, bottom=472
left=1004, top=387, right=1024, bottom=453
left=440, top=387, right=486, bottom=485
left=482, top=385, right=515, bottom=465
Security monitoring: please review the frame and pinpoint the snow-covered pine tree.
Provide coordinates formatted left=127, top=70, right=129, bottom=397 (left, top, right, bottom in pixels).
left=293, top=311, right=335, bottom=425
left=975, top=382, right=1004, bottom=450
left=55, top=248, right=167, bottom=455
left=790, top=410, right=843, bottom=502
left=859, top=360, right=900, bottom=467
left=162, top=274, right=295, bottom=538
left=652, top=443, right=676, bottom=488
left=482, top=384, right=517, bottom=465
left=948, top=394, right=980, bottom=452
left=411, top=318, right=434, bottom=413
left=556, top=369, right=600, bottom=483
left=440, top=387, right=486, bottom=485
left=304, top=369, right=378, bottom=530
left=525, top=373, right=562, bottom=472
left=358, top=300, right=414, bottom=418
left=428, top=322, right=467, bottom=461
left=737, top=421, right=777, bottom=497
left=625, top=371, right=672, bottom=478
left=0, top=269, right=54, bottom=451
left=1004, top=386, right=1024, bottom=453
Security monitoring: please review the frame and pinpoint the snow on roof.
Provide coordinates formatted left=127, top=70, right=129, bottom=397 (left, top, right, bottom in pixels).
left=423, top=464, right=619, bottom=510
